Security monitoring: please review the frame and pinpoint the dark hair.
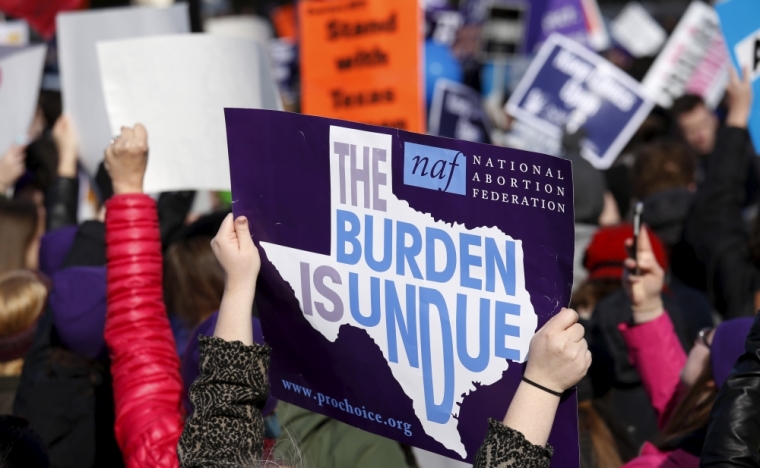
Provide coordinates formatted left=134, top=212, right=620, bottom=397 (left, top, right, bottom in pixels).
left=633, top=141, right=696, bottom=199
left=656, top=357, right=716, bottom=450
left=0, top=416, right=49, bottom=468
left=164, top=236, right=225, bottom=328
left=0, top=200, right=39, bottom=277
left=670, top=94, right=706, bottom=122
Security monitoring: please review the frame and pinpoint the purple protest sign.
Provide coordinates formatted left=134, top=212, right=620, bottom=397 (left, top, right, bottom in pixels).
left=506, top=34, right=653, bottom=169
left=225, top=109, right=578, bottom=465
left=528, top=0, right=609, bottom=53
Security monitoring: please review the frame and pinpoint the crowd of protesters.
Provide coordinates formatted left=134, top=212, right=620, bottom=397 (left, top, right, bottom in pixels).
left=3, top=1, right=760, bottom=468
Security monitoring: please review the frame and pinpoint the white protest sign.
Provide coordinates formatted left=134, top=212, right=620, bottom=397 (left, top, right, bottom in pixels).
left=97, top=34, right=283, bottom=193
left=0, top=45, right=46, bottom=153
left=204, top=15, right=273, bottom=44
left=57, top=4, right=190, bottom=175
left=734, top=31, right=760, bottom=82
left=611, top=2, right=666, bottom=57
left=0, top=21, right=29, bottom=46
left=641, top=1, right=729, bottom=109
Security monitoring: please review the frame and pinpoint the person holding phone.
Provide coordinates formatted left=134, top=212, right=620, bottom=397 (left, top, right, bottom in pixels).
left=616, top=227, right=751, bottom=468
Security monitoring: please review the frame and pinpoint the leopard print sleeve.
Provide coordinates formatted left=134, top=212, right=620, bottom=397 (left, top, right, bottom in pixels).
left=178, top=335, right=271, bottom=467
left=472, top=418, right=553, bottom=468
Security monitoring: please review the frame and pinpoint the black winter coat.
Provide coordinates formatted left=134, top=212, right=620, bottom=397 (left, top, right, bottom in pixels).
left=701, top=313, right=760, bottom=466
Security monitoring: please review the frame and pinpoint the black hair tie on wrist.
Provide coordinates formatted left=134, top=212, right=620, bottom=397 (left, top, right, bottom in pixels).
left=522, top=376, right=563, bottom=397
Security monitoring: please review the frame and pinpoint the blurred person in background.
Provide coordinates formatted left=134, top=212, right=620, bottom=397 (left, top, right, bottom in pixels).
left=671, top=92, right=760, bottom=207
left=573, top=224, right=712, bottom=457
left=0, top=199, right=42, bottom=276
left=618, top=228, right=751, bottom=467
left=164, top=212, right=227, bottom=356
left=0, top=270, right=48, bottom=414
left=701, top=311, right=760, bottom=466
left=680, top=68, right=760, bottom=318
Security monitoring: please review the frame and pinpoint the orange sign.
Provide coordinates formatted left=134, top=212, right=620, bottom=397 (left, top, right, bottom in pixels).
left=299, top=0, right=425, bottom=133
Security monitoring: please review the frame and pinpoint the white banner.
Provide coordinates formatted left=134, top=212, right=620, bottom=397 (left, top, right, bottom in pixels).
left=98, top=34, right=283, bottom=193
left=57, top=4, right=190, bottom=175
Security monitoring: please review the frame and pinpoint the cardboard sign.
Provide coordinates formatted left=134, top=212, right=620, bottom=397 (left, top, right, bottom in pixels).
left=506, top=34, right=653, bottom=169
left=429, top=79, right=491, bottom=144
left=480, top=3, right=527, bottom=60
left=97, top=35, right=282, bottom=193
left=641, top=1, right=729, bottom=109
left=57, top=4, right=190, bottom=175
left=0, top=21, right=29, bottom=46
left=531, top=0, right=610, bottom=53
left=0, top=45, right=46, bottom=153
left=299, top=0, right=425, bottom=133
left=715, top=0, right=760, bottom=153
left=225, top=108, right=578, bottom=465
left=610, top=2, right=666, bottom=58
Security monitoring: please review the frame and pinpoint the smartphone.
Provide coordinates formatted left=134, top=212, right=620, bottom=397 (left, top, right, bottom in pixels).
left=632, top=202, right=644, bottom=275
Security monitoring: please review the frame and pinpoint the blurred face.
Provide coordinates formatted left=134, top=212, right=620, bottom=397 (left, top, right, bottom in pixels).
left=677, top=104, right=718, bottom=156
left=681, top=327, right=714, bottom=387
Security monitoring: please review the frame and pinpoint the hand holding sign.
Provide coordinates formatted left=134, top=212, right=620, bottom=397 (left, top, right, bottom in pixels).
left=104, top=124, right=148, bottom=195
left=623, top=228, right=665, bottom=323
left=726, top=66, right=753, bottom=129
left=500, top=308, right=590, bottom=448
left=0, top=144, right=26, bottom=193
left=211, top=214, right=260, bottom=346
left=212, top=214, right=261, bottom=292
left=523, top=308, right=591, bottom=394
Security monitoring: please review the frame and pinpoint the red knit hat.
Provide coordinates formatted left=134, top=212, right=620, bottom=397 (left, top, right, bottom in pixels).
left=584, top=224, right=668, bottom=281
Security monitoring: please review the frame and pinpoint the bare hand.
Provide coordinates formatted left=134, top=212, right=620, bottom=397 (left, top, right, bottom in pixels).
left=211, top=213, right=261, bottom=291
left=726, top=66, right=753, bottom=129
left=623, top=227, right=664, bottom=322
left=524, top=308, right=591, bottom=393
left=104, top=124, right=148, bottom=195
left=53, top=115, right=79, bottom=178
left=0, top=145, right=27, bottom=193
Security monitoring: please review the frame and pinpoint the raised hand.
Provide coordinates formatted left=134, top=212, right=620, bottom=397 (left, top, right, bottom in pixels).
left=524, top=308, right=591, bottom=393
left=211, top=213, right=261, bottom=292
left=623, top=227, right=665, bottom=323
left=104, top=124, right=148, bottom=195
left=0, top=145, right=26, bottom=193
left=726, top=66, right=753, bottom=129
left=53, top=115, right=79, bottom=178
left=211, top=213, right=260, bottom=345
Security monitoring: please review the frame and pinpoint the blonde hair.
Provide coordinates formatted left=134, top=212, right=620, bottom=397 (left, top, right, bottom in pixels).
left=0, top=270, right=47, bottom=338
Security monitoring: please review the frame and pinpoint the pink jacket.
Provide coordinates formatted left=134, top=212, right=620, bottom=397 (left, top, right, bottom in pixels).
left=618, top=313, right=699, bottom=468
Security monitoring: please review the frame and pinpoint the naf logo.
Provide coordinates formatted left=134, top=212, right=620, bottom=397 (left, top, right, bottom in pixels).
left=403, top=142, right=466, bottom=195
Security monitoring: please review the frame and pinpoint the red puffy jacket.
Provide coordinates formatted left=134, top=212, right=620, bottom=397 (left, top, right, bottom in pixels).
left=104, top=194, right=184, bottom=468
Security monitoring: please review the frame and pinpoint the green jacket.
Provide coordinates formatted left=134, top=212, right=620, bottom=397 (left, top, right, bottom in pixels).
left=274, top=401, right=417, bottom=468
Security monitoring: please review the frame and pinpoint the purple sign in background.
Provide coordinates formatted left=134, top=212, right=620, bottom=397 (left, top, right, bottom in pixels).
left=225, top=109, right=578, bottom=465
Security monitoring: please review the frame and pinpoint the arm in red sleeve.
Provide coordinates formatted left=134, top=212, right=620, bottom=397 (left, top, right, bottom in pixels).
left=618, top=313, right=687, bottom=429
left=104, top=194, right=184, bottom=468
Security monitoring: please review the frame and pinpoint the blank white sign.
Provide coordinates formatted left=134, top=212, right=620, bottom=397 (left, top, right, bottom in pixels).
left=97, top=34, right=283, bottom=193
left=57, top=4, right=190, bottom=175
left=0, top=45, right=46, bottom=154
